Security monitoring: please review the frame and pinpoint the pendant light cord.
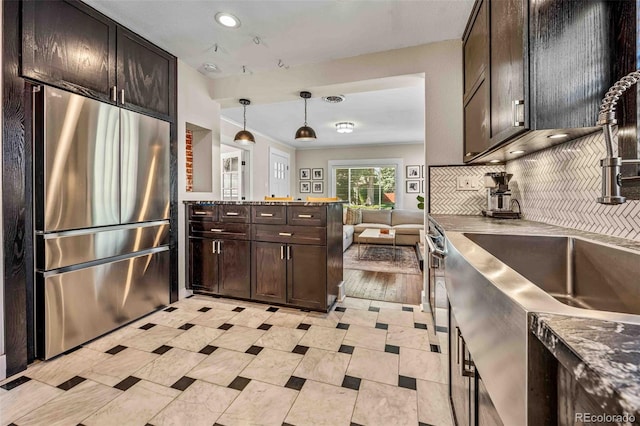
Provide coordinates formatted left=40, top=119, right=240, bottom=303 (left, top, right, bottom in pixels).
left=304, top=98, right=308, bottom=126
left=243, top=104, right=247, bottom=130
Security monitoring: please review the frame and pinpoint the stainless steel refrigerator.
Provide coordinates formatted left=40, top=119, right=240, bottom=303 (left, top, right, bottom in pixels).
left=34, top=86, right=171, bottom=359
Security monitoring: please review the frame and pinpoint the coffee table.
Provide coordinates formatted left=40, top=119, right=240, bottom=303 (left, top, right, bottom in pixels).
left=358, top=228, right=397, bottom=261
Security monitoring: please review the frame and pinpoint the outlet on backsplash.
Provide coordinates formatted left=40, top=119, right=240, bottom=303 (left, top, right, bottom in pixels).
left=456, top=175, right=480, bottom=191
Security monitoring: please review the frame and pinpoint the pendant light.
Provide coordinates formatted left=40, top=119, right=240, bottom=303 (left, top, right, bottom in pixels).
left=234, top=99, right=255, bottom=145
left=295, top=91, right=317, bottom=141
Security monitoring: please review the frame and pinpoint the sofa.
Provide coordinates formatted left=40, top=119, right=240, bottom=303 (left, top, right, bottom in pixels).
left=342, top=209, right=424, bottom=251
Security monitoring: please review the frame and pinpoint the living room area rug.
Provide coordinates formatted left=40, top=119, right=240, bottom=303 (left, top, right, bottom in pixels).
left=343, top=245, right=421, bottom=275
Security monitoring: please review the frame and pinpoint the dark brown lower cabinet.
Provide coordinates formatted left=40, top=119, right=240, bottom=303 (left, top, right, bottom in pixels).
left=189, top=238, right=217, bottom=293
left=252, top=241, right=287, bottom=304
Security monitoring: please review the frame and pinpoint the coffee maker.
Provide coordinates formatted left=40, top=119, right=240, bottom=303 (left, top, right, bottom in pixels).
left=481, top=172, right=521, bottom=219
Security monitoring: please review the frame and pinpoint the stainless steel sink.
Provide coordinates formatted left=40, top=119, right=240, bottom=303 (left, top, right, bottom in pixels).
left=463, top=233, right=640, bottom=315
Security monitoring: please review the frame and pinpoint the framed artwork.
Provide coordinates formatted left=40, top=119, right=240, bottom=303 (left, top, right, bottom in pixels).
left=406, top=165, right=420, bottom=178
left=312, top=168, right=324, bottom=180
left=421, top=180, right=424, bottom=193
left=300, top=168, right=311, bottom=180
left=300, top=182, right=311, bottom=193
left=312, top=181, right=323, bottom=193
left=421, top=165, right=425, bottom=178
left=406, top=180, right=420, bottom=193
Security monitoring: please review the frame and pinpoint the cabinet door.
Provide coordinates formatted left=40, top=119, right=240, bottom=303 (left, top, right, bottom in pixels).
left=188, top=238, right=218, bottom=293
left=464, top=0, right=488, bottom=97
left=218, top=239, right=251, bottom=299
left=449, top=308, right=470, bottom=426
left=489, top=0, right=527, bottom=144
left=464, top=79, right=489, bottom=161
left=478, top=373, right=503, bottom=426
left=117, top=26, right=173, bottom=118
left=22, top=0, right=116, bottom=102
left=287, top=244, right=326, bottom=310
left=252, top=241, right=287, bottom=304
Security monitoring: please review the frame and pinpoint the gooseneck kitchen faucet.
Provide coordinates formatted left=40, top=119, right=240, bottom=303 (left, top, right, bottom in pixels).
left=597, top=69, right=640, bottom=204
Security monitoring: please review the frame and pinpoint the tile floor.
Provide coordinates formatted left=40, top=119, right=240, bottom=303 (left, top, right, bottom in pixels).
left=0, top=295, right=453, bottom=426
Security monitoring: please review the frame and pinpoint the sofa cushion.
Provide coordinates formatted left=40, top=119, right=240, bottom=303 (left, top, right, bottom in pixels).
left=354, top=223, right=393, bottom=233
left=361, top=209, right=392, bottom=225
left=391, top=210, right=424, bottom=226
left=392, top=224, right=424, bottom=235
left=344, top=208, right=362, bottom=225
left=343, top=224, right=355, bottom=239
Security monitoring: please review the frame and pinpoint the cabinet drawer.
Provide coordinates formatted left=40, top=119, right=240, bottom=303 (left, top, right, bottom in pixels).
left=252, top=205, right=287, bottom=224
left=189, top=222, right=250, bottom=240
left=288, top=206, right=326, bottom=226
left=219, top=205, right=251, bottom=223
left=188, top=205, right=217, bottom=221
left=253, top=225, right=326, bottom=245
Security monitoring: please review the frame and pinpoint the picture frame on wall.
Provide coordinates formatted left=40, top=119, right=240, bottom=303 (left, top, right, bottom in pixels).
left=300, top=181, right=311, bottom=193
left=421, top=180, right=424, bottom=193
left=312, top=181, right=323, bottom=193
left=406, top=165, right=420, bottom=178
left=300, top=168, right=311, bottom=180
left=312, top=168, right=324, bottom=180
left=406, top=180, right=420, bottom=193
left=421, top=165, right=425, bottom=178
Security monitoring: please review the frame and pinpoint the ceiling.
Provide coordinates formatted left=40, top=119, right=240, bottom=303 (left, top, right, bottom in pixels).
left=83, top=0, right=474, bottom=79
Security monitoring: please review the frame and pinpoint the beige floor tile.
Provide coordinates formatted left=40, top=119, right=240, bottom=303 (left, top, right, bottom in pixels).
left=413, top=309, right=436, bottom=325
left=399, top=347, right=446, bottom=384
left=82, top=348, right=159, bottom=386
left=342, top=324, right=387, bottom=351
left=84, top=326, right=145, bottom=352
left=377, top=309, right=415, bottom=327
left=0, top=379, right=63, bottom=424
left=211, top=325, right=265, bottom=352
left=134, top=348, right=207, bottom=387
left=166, top=325, right=225, bottom=352
left=254, top=326, right=306, bottom=351
left=285, top=380, right=357, bottom=426
left=189, top=308, right=239, bottom=328
left=150, top=380, right=240, bottom=426
left=266, top=312, right=306, bottom=328
left=143, top=310, right=202, bottom=328
left=187, top=348, right=254, bottom=386
left=370, top=300, right=404, bottom=311
left=240, top=348, right=303, bottom=386
left=346, top=347, right=398, bottom=386
left=386, top=324, right=431, bottom=350
left=82, top=380, right=180, bottom=426
left=15, top=379, right=120, bottom=426
left=171, top=297, right=220, bottom=312
left=27, top=348, right=111, bottom=386
left=304, top=311, right=343, bottom=328
left=438, top=332, right=449, bottom=354
left=337, top=297, right=372, bottom=310
left=298, top=326, right=347, bottom=351
left=216, top=380, right=298, bottom=426
left=227, top=307, right=274, bottom=328
left=121, top=325, right=184, bottom=352
left=340, top=309, right=379, bottom=328
left=417, top=379, right=454, bottom=426
left=293, top=347, right=351, bottom=386
left=352, top=380, right=418, bottom=426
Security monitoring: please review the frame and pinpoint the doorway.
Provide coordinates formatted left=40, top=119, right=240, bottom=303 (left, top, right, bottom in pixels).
left=269, top=147, right=290, bottom=197
left=220, top=144, right=249, bottom=201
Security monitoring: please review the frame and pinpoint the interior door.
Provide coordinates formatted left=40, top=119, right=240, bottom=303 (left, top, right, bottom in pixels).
left=221, top=150, right=242, bottom=201
left=269, top=148, right=290, bottom=197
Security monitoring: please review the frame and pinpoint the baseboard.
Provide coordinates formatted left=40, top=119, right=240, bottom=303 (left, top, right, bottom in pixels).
left=0, top=354, right=6, bottom=381
left=179, top=287, right=193, bottom=301
left=337, top=281, right=346, bottom=302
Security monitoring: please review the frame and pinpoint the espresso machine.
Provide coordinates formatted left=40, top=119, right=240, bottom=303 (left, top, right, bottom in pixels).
left=481, top=172, right=521, bottom=219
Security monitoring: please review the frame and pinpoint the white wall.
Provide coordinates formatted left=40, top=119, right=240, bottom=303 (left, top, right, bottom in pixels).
left=0, top=0, right=6, bottom=381
left=296, top=144, right=424, bottom=209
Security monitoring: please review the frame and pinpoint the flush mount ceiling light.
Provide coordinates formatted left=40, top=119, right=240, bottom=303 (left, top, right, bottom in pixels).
left=335, top=122, right=354, bottom=134
left=203, top=63, right=218, bottom=72
left=547, top=133, right=568, bottom=139
left=489, top=159, right=502, bottom=163
left=322, top=95, right=345, bottom=104
left=234, top=99, right=255, bottom=145
left=295, top=91, right=317, bottom=141
left=509, top=150, right=526, bottom=154
left=215, top=12, right=240, bottom=28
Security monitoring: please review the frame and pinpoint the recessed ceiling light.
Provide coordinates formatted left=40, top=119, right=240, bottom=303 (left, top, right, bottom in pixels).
left=215, top=12, right=240, bottom=28
left=335, top=122, right=354, bottom=133
left=323, top=95, right=345, bottom=104
left=547, top=133, right=568, bottom=139
left=509, top=150, right=526, bottom=154
left=203, top=63, right=218, bottom=72
left=489, top=159, right=502, bottom=163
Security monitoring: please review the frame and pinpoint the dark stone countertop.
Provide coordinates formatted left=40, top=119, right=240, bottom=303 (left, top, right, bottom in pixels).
left=531, top=313, right=640, bottom=419
left=183, top=200, right=344, bottom=206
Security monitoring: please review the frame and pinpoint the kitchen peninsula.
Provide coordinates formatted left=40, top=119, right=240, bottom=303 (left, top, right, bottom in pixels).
left=185, top=201, right=343, bottom=312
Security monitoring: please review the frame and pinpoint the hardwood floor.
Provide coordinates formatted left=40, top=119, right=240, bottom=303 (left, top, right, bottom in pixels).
left=344, top=268, right=423, bottom=305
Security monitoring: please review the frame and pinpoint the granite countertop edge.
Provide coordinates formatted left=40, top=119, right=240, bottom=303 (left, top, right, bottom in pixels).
left=182, top=200, right=344, bottom=206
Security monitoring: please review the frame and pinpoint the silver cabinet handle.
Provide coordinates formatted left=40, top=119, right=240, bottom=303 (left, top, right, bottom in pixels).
left=280, top=245, right=285, bottom=260
left=193, top=211, right=207, bottom=215
left=226, top=212, right=240, bottom=216
left=111, top=86, right=117, bottom=102
left=512, top=99, right=524, bottom=127
left=210, top=229, right=223, bottom=232
left=212, top=241, right=216, bottom=254
left=120, top=89, right=125, bottom=105
left=279, top=232, right=292, bottom=237
left=298, top=214, right=313, bottom=218
left=287, top=246, right=292, bottom=260
left=217, top=241, right=222, bottom=254
left=260, top=213, right=274, bottom=217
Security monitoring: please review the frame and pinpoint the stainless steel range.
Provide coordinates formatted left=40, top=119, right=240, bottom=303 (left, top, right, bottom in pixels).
left=426, top=216, right=448, bottom=330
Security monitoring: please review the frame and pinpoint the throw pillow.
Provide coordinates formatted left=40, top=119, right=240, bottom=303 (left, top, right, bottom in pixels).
left=345, top=207, right=362, bottom=225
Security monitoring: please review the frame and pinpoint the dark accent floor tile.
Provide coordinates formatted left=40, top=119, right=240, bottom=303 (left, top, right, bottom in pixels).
left=199, top=345, right=218, bottom=355
left=385, top=344, right=400, bottom=354
left=402, top=306, right=414, bottom=312
left=283, top=423, right=296, bottom=426
left=285, top=376, right=306, bottom=391
left=267, top=306, right=279, bottom=312
left=300, top=309, right=311, bottom=313
left=233, top=307, right=245, bottom=312
left=179, top=323, right=195, bottom=330
left=351, top=423, right=365, bottom=426
left=341, top=375, right=361, bottom=391
left=375, top=322, right=388, bottom=330
left=106, top=345, right=127, bottom=355
left=436, top=325, right=448, bottom=333
left=414, top=323, right=428, bottom=330
left=114, top=376, right=141, bottom=391
left=246, top=345, right=264, bottom=355
left=296, top=323, right=311, bottom=330
left=171, top=376, right=196, bottom=391
left=186, top=294, right=194, bottom=298
left=258, top=323, right=273, bottom=330
left=164, top=307, right=177, bottom=312
left=198, top=307, right=211, bottom=312
left=152, top=345, right=173, bottom=355
left=57, top=376, right=86, bottom=391
left=398, top=375, right=417, bottom=390
left=419, top=423, right=436, bottom=426
left=339, top=344, right=354, bottom=354
left=228, top=376, right=251, bottom=391
left=292, top=345, right=309, bottom=355
left=368, top=306, right=380, bottom=312
left=336, top=323, right=349, bottom=330
left=218, top=323, right=233, bottom=330
left=430, top=344, right=441, bottom=353
left=0, top=376, right=31, bottom=391
left=335, top=307, right=347, bottom=312
left=139, top=323, right=156, bottom=330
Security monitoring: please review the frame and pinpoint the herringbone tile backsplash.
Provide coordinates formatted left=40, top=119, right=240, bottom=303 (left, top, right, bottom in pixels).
left=507, top=131, right=640, bottom=241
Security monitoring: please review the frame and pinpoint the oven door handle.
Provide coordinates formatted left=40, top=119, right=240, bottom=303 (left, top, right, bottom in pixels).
left=426, top=234, right=447, bottom=256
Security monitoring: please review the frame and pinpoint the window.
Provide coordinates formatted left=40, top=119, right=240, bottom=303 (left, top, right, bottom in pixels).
left=334, top=166, right=397, bottom=209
